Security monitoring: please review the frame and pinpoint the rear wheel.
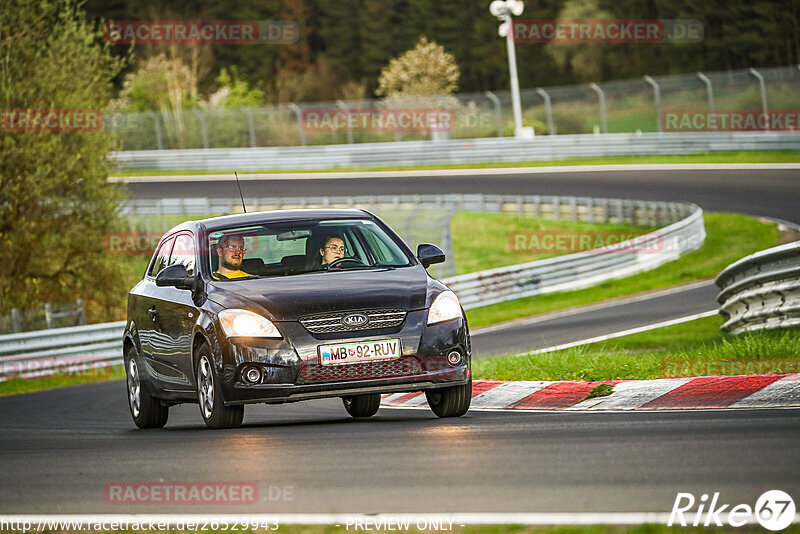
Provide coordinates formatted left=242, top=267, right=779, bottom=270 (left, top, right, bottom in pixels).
left=342, top=393, right=381, bottom=418
left=426, top=380, right=472, bottom=418
left=125, top=346, right=168, bottom=429
left=196, top=344, right=244, bottom=429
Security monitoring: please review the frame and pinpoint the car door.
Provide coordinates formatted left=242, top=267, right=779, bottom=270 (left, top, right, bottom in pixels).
left=148, top=232, right=199, bottom=391
left=135, top=236, right=174, bottom=373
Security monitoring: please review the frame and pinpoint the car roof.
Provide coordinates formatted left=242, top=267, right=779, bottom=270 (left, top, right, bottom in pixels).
left=164, top=208, right=373, bottom=235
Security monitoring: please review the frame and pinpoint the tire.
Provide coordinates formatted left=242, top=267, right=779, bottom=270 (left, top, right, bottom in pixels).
left=125, top=345, right=169, bottom=429
left=426, top=380, right=472, bottom=418
left=195, top=344, right=244, bottom=429
left=342, top=393, right=381, bottom=418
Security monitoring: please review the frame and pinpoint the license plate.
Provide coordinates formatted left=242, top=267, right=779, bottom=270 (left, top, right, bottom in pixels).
left=318, top=339, right=401, bottom=366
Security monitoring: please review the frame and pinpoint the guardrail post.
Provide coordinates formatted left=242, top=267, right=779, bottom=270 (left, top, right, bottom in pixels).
left=484, top=91, right=504, bottom=137
left=287, top=103, right=307, bottom=146
left=587, top=197, right=595, bottom=223
left=194, top=110, right=210, bottom=148
left=569, top=197, right=577, bottom=221
left=535, top=88, right=556, bottom=135
left=643, top=75, right=662, bottom=132
left=336, top=100, right=354, bottom=144
left=589, top=83, right=608, bottom=134
left=148, top=112, right=164, bottom=150
left=749, top=68, right=770, bottom=131
left=696, top=72, right=716, bottom=114
left=243, top=108, right=257, bottom=147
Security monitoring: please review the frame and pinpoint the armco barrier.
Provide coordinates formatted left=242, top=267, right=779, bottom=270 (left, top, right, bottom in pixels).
left=716, top=241, right=800, bottom=334
left=0, top=194, right=704, bottom=379
left=0, top=321, right=125, bottom=382
left=111, top=132, right=800, bottom=171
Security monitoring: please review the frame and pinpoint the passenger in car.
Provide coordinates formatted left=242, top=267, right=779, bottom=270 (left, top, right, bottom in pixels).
left=319, top=235, right=346, bottom=266
left=213, top=234, right=253, bottom=279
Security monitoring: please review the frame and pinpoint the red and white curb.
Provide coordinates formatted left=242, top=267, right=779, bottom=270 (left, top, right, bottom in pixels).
left=381, top=374, right=800, bottom=411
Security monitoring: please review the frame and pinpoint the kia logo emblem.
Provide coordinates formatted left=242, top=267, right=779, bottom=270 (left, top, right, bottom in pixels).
left=342, top=313, right=369, bottom=327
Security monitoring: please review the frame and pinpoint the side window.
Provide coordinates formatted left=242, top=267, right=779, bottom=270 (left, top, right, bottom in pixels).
left=170, top=233, right=196, bottom=276
left=148, top=237, right=174, bottom=278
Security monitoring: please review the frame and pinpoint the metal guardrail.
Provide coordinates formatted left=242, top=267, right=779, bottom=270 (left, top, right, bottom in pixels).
left=1, top=194, right=704, bottom=380
left=448, top=202, right=704, bottom=309
left=111, top=132, right=800, bottom=171
left=716, top=241, right=800, bottom=334
left=0, top=321, right=125, bottom=382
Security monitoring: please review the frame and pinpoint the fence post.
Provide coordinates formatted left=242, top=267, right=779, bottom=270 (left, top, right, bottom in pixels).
left=643, top=75, right=662, bottom=132
left=749, top=68, right=770, bottom=131
left=484, top=91, right=504, bottom=137
left=336, top=100, right=354, bottom=144
left=11, top=308, right=22, bottom=333
left=536, top=88, right=556, bottom=135
left=148, top=112, right=164, bottom=150
left=76, top=299, right=86, bottom=326
left=243, top=108, right=257, bottom=147
left=696, top=72, right=716, bottom=114
left=287, top=103, right=307, bottom=146
left=589, top=83, right=608, bottom=134
left=45, top=303, right=54, bottom=329
left=194, top=110, right=210, bottom=148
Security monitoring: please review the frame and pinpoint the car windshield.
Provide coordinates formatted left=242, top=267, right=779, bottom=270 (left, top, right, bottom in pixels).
left=207, top=218, right=413, bottom=280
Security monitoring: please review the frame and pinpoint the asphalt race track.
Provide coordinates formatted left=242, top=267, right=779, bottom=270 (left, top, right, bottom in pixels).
left=0, top=382, right=798, bottom=513
left=123, top=167, right=800, bottom=223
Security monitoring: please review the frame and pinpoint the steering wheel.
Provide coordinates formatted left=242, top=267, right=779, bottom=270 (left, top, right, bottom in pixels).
left=327, top=257, right=365, bottom=269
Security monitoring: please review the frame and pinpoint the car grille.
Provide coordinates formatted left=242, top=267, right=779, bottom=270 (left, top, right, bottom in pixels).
left=299, top=308, right=407, bottom=334
left=297, top=357, right=422, bottom=383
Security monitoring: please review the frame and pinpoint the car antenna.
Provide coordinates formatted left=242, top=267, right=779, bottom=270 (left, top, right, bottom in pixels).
left=234, top=171, right=247, bottom=213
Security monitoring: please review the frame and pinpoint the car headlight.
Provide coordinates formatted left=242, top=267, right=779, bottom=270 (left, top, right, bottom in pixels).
left=218, top=309, right=282, bottom=338
left=427, top=290, right=462, bottom=325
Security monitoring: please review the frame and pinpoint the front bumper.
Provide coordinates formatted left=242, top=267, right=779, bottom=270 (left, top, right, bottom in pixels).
left=216, top=309, right=471, bottom=405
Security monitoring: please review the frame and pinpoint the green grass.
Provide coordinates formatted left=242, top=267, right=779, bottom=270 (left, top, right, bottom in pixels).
left=0, top=365, right=125, bottom=397
left=110, top=150, right=800, bottom=176
left=465, top=212, right=780, bottom=329
left=451, top=211, right=655, bottom=275
left=473, top=315, right=800, bottom=382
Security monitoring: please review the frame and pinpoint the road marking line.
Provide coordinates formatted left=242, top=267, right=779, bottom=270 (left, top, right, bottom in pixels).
left=472, top=280, right=715, bottom=336
left=519, top=309, right=718, bottom=356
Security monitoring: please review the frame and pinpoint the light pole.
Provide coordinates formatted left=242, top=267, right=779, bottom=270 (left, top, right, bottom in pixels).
left=490, top=0, right=534, bottom=138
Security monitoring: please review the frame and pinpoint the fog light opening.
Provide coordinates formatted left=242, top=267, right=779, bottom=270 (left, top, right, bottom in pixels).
left=447, top=351, right=462, bottom=366
left=244, top=366, right=262, bottom=384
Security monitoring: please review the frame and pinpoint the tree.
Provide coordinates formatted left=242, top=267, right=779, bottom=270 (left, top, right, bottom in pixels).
left=376, top=37, right=460, bottom=97
left=0, top=0, right=128, bottom=322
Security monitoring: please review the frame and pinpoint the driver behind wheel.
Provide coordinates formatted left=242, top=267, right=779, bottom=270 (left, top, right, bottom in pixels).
left=319, top=234, right=346, bottom=266
left=213, top=234, right=253, bottom=279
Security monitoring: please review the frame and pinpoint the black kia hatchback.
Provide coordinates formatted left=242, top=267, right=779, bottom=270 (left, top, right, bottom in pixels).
left=124, top=209, right=472, bottom=428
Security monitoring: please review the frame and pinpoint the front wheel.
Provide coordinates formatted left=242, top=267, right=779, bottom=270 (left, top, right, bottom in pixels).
left=426, top=380, right=472, bottom=418
left=196, top=345, right=244, bottom=429
left=125, top=346, right=168, bottom=429
left=342, top=393, right=381, bottom=418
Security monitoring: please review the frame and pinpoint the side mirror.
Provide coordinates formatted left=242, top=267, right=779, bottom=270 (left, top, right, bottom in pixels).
left=155, top=263, right=195, bottom=290
left=416, top=243, right=446, bottom=267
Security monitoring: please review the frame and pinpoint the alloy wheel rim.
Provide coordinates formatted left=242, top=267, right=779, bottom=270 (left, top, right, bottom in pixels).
left=198, top=357, right=214, bottom=419
left=127, top=359, right=141, bottom=418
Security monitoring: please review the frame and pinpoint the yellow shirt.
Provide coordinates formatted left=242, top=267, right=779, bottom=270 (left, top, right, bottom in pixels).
left=214, top=269, right=252, bottom=279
